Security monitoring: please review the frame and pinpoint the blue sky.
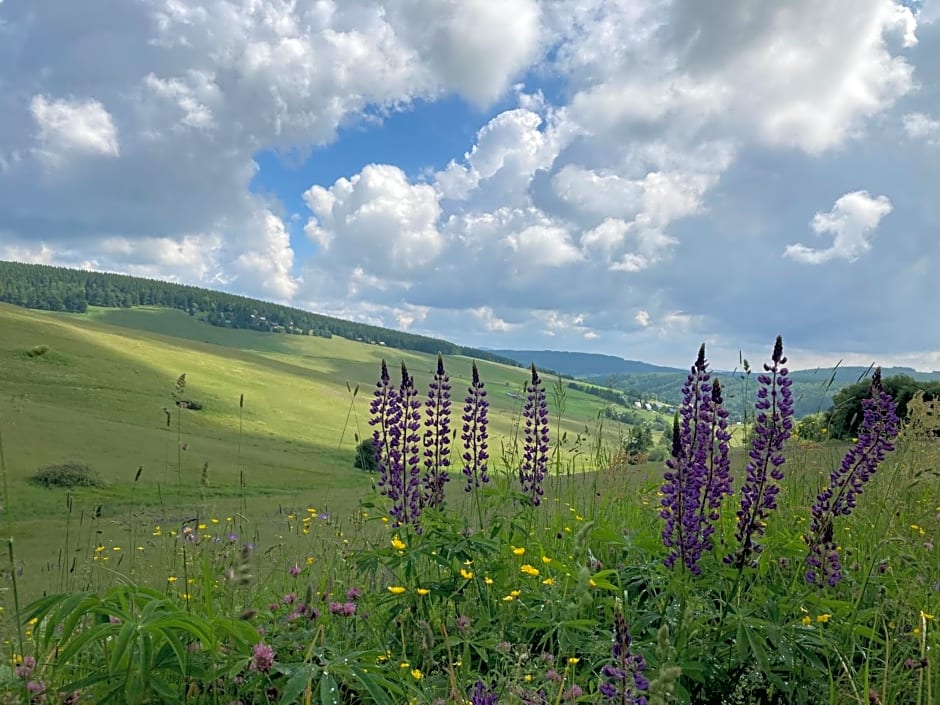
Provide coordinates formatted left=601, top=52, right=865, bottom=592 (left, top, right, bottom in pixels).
left=1, top=0, right=938, bottom=370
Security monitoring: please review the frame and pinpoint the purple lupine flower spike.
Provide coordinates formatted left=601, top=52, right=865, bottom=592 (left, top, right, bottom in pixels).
left=697, top=378, right=733, bottom=552
left=462, top=362, right=490, bottom=492
left=398, top=362, right=424, bottom=527
left=728, top=336, right=794, bottom=569
left=661, top=344, right=717, bottom=573
left=423, top=353, right=452, bottom=508
left=519, top=364, right=550, bottom=505
left=600, top=608, right=649, bottom=703
left=805, top=367, right=898, bottom=587
left=370, top=359, right=402, bottom=510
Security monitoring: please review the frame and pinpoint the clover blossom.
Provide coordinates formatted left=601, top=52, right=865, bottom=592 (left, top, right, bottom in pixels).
left=250, top=642, right=275, bottom=672
left=805, top=367, right=898, bottom=587
left=423, top=353, right=452, bottom=508
left=519, top=364, right=550, bottom=506
left=599, top=608, right=649, bottom=704
left=661, top=344, right=729, bottom=573
left=462, top=361, right=490, bottom=492
left=729, top=336, right=794, bottom=569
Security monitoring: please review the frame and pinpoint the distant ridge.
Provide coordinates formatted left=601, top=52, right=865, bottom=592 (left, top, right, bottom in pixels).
left=0, top=260, right=520, bottom=366
left=491, top=349, right=684, bottom=378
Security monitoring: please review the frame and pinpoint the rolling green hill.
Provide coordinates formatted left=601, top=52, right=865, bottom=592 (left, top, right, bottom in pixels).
left=0, top=303, right=642, bottom=519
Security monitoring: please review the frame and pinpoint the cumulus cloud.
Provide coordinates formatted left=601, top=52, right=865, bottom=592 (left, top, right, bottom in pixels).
left=30, top=95, right=120, bottom=164
left=553, top=0, right=919, bottom=154
left=903, top=112, right=940, bottom=144
left=386, top=0, right=543, bottom=106
left=304, top=164, right=443, bottom=276
left=785, top=191, right=894, bottom=264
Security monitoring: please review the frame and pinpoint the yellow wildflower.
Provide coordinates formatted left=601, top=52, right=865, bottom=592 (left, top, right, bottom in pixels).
left=511, top=546, right=525, bottom=556
left=391, top=536, right=407, bottom=551
left=388, top=586, right=407, bottom=595
left=416, top=588, right=430, bottom=596
left=568, top=657, right=580, bottom=665
left=921, top=611, right=935, bottom=621
left=484, top=576, right=494, bottom=585
left=460, top=568, right=474, bottom=580
left=801, top=615, right=812, bottom=626
left=541, top=556, right=552, bottom=564
left=816, top=614, right=831, bottom=623
left=542, top=578, right=555, bottom=586
left=520, top=564, right=540, bottom=577
left=411, top=669, right=423, bottom=681
left=167, top=576, right=178, bottom=583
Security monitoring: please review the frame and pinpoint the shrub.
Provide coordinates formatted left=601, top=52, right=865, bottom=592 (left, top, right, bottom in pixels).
left=30, top=462, right=104, bottom=489
left=352, top=438, right=378, bottom=472
left=26, top=344, right=50, bottom=357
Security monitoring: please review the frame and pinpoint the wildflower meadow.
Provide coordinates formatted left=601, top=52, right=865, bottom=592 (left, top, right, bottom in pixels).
left=1, top=337, right=938, bottom=705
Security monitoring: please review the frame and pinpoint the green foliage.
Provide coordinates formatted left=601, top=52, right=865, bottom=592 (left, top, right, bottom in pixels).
left=624, top=422, right=653, bottom=455
left=30, top=463, right=104, bottom=489
left=353, top=438, right=378, bottom=472
left=23, top=584, right=253, bottom=704
left=795, top=412, right=829, bottom=441
left=827, top=374, right=940, bottom=438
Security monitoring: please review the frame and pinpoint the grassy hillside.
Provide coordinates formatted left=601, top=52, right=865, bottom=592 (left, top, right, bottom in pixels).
left=0, top=303, right=670, bottom=599
left=0, top=304, right=646, bottom=519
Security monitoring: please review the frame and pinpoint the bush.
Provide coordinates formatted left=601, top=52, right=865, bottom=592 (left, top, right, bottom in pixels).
left=352, top=438, right=378, bottom=472
left=30, top=462, right=104, bottom=489
left=26, top=344, right=50, bottom=357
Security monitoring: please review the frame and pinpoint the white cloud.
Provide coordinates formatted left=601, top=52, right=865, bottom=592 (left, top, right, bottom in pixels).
left=471, top=306, right=518, bottom=332
left=785, top=191, right=894, bottom=264
left=553, top=0, right=919, bottom=154
left=30, top=95, right=120, bottom=163
left=903, top=112, right=940, bottom=144
left=504, top=223, right=582, bottom=267
left=635, top=310, right=651, bottom=327
left=304, top=164, right=443, bottom=276
left=436, top=107, right=567, bottom=205
left=387, top=0, right=542, bottom=106
left=142, top=71, right=219, bottom=131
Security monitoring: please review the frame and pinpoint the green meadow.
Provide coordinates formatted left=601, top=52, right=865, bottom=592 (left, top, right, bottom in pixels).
left=0, top=303, right=648, bottom=595
left=0, top=302, right=937, bottom=705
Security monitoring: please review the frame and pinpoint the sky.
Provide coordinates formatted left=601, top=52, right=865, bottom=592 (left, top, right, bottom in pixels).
left=1, top=1, right=938, bottom=371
